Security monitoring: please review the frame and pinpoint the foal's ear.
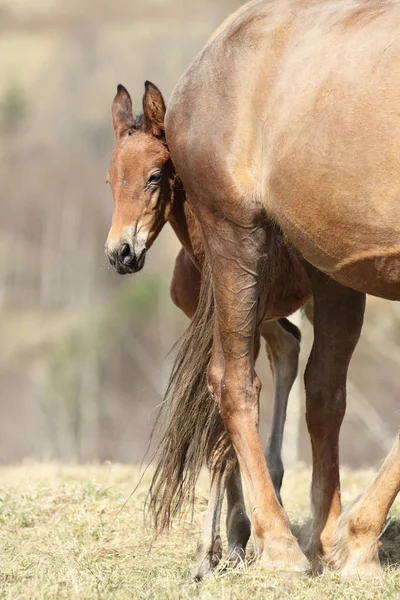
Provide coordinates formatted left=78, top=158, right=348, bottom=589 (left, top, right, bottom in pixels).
left=112, top=84, right=134, bottom=138
left=142, top=81, right=166, bottom=138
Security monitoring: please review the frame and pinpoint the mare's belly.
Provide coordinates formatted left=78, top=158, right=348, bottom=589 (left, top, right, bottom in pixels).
left=273, top=208, right=400, bottom=300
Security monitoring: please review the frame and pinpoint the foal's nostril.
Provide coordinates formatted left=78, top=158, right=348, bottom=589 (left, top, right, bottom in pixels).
left=119, top=243, right=132, bottom=265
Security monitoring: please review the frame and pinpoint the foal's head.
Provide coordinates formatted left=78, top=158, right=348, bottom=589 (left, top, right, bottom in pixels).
left=105, top=82, right=173, bottom=274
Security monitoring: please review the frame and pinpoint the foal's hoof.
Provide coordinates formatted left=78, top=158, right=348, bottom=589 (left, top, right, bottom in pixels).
left=259, top=537, right=310, bottom=574
left=192, top=557, right=218, bottom=582
left=192, top=536, right=222, bottom=581
left=214, top=545, right=248, bottom=577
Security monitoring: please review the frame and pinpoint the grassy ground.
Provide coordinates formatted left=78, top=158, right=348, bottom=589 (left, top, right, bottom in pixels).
left=0, top=464, right=400, bottom=599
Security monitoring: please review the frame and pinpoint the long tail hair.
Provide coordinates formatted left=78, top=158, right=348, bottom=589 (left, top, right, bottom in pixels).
left=148, top=261, right=232, bottom=533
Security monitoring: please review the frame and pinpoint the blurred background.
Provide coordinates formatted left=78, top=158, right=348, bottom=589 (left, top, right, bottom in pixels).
left=0, top=0, right=398, bottom=469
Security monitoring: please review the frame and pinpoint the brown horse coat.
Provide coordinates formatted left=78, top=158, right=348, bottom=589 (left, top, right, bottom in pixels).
left=162, top=0, right=399, bottom=576
left=167, top=0, right=400, bottom=300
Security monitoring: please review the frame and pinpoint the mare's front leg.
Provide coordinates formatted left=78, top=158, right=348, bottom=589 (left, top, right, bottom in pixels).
left=203, top=216, right=308, bottom=572
left=262, top=319, right=301, bottom=505
left=304, top=266, right=365, bottom=567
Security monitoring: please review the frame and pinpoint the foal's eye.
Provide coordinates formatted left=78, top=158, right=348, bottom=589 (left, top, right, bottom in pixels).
left=147, top=170, right=162, bottom=187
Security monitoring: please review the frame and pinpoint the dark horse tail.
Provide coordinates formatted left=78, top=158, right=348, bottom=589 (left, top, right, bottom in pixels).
left=148, top=261, right=231, bottom=533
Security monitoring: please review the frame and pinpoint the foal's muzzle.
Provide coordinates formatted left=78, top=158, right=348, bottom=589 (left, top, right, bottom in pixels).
left=106, top=242, right=146, bottom=274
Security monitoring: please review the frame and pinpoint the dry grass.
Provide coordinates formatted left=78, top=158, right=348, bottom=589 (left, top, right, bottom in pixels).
left=1, top=464, right=400, bottom=599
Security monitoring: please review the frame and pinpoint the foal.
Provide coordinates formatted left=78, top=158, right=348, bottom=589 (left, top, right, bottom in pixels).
left=105, top=82, right=311, bottom=577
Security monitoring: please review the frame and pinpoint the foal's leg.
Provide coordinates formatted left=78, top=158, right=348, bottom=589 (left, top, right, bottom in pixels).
left=225, top=462, right=251, bottom=563
left=193, top=461, right=229, bottom=580
left=204, top=219, right=308, bottom=572
left=304, top=267, right=365, bottom=567
left=170, top=247, right=201, bottom=319
left=333, top=435, right=400, bottom=576
left=262, top=319, right=301, bottom=505
left=194, top=459, right=251, bottom=580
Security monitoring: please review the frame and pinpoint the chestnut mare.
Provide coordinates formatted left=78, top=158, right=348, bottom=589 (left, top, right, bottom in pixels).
left=164, top=0, right=400, bottom=577
left=106, top=81, right=311, bottom=579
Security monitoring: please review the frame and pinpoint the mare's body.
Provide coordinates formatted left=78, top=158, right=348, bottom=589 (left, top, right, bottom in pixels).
left=163, top=0, right=399, bottom=575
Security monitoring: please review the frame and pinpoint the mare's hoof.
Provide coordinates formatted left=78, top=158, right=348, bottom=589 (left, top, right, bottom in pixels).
left=340, top=558, right=383, bottom=579
left=331, top=508, right=382, bottom=578
left=258, top=537, right=310, bottom=574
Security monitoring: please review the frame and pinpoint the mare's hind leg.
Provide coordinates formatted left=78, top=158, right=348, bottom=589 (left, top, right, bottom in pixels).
left=203, top=216, right=308, bottom=572
left=333, top=435, right=400, bottom=577
left=195, top=318, right=299, bottom=576
left=304, top=266, right=365, bottom=567
left=172, top=248, right=251, bottom=579
left=262, top=319, right=301, bottom=504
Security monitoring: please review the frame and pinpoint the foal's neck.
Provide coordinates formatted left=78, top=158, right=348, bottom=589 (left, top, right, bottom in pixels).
left=168, top=179, right=203, bottom=269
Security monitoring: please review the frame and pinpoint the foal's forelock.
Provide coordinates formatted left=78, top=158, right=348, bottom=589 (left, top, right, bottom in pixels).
left=128, top=114, right=144, bottom=134
left=118, top=114, right=144, bottom=139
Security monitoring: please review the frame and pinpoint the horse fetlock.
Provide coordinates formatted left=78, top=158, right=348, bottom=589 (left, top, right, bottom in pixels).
left=336, top=534, right=382, bottom=579
left=332, top=507, right=382, bottom=576
left=339, top=549, right=382, bottom=579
